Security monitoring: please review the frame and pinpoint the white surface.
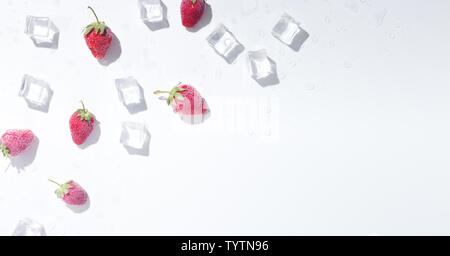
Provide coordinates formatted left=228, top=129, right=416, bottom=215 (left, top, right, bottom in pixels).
left=0, top=0, right=449, bottom=235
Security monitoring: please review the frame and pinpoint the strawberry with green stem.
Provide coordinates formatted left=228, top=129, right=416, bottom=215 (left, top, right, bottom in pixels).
left=154, top=83, right=208, bottom=115
left=181, top=0, right=206, bottom=28
left=48, top=179, right=88, bottom=206
left=154, top=83, right=186, bottom=106
left=84, top=6, right=112, bottom=59
left=1, top=129, right=35, bottom=158
left=69, top=101, right=95, bottom=145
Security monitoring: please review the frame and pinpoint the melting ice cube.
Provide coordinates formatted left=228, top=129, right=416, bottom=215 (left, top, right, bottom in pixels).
left=272, top=13, right=309, bottom=51
left=120, top=122, right=150, bottom=151
left=138, top=0, right=164, bottom=23
left=24, top=16, right=59, bottom=48
left=247, top=49, right=277, bottom=80
left=207, top=23, right=245, bottom=64
left=115, top=77, right=147, bottom=114
left=12, top=218, right=46, bottom=236
left=19, top=75, right=53, bottom=112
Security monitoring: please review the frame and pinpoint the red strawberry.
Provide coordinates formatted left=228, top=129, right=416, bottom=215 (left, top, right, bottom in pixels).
left=69, top=101, right=95, bottom=145
left=181, top=0, right=206, bottom=28
left=83, top=6, right=112, bottom=59
left=1, top=129, right=35, bottom=157
left=48, top=179, right=88, bottom=206
left=154, top=83, right=208, bottom=115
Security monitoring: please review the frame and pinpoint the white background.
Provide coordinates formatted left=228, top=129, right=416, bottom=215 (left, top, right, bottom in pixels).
left=0, top=0, right=449, bottom=235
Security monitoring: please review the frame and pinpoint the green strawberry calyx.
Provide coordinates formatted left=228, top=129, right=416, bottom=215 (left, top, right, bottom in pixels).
left=48, top=179, right=73, bottom=198
left=76, top=101, right=93, bottom=123
left=0, top=144, right=11, bottom=158
left=153, top=83, right=186, bottom=106
left=190, top=0, right=206, bottom=4
left=84, top=6, right=107, bottom=35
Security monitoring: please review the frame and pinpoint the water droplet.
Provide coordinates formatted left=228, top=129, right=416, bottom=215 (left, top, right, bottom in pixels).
left=345, top=0, right=360, bottom=13
left=258, top=30, right=265, bottom=38
left=371, top=8, right=388, bottom=28
left=266, top=102, right=272, bottom=114
left=215, top=68, right=222, bottom=79
left=289, top=60, right=297, bottom=68
left=389, top=33, right=396, bottom=39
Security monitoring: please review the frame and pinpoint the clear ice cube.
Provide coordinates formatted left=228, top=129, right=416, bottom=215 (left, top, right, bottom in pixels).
left=138, top=0, right=164, bottom=23
left=272, top=13, right=309, bottom=50
left=12, top=218, right=46, bottom=236
left=120, top=122, right=150, bottom=150
left=207, top=23, right=245, bottom=64
left=19, top=75, right=53, bottom=112
left=25, top=16, right=59, bottom=47
left=247, top=49, right=276, bottom=80
left=115, top=77, right=146, bottom=114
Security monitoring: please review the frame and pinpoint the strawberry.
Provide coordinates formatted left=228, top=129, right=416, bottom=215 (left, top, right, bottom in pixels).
left=48, top=179, right=88, bottom=206
left=83, top=6, right=112, bottom=59
left=154, top=83, right=208, bottom=115
left=1, top=129, right=34, bottom=157
left=181, top=0, right=206, bottom=28
left=69, top=101, right=95, bottom=145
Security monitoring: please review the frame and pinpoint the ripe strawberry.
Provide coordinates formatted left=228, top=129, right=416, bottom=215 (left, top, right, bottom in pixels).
left=181, top=0, right=206, bottom=28
left=0, top=129, right=34, bottom=157
left=48, top=179, right=88, bottom=205
left=69, top=101, right=95, bottom=145
left=83, top=6, right=112, bottom=59
left=154, top=83, right=208, bottom=115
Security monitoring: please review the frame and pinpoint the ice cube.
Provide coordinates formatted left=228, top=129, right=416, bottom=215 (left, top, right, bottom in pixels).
left=19, top=75, right=53, bottom=112
left=138, top=0, right=164, bottom=23
left=24, top=16, right=59, bottom=47
left=247, top=49, right=277, bottom=80
left=12, top=218, right=46, bottom=236
left=207, top=23, right=245, bottom=64
left=115, top=77, right=147, bottom=114
left=272, top=13, right=309, bottom=50
left=120, top=122, right=150, bottom=150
